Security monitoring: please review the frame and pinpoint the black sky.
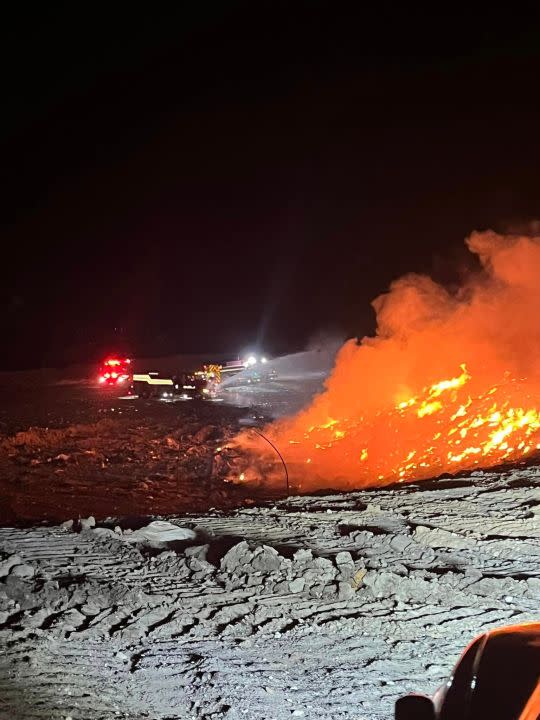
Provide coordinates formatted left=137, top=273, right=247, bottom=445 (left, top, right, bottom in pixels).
left=3, top=3, right=540, bottom=369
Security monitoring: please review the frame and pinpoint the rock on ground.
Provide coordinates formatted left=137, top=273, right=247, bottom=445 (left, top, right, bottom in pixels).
left=0, top=467, right=539, bottom=719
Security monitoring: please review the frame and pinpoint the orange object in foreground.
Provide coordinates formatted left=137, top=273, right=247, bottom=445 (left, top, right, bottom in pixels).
left=519, top=681, right=540, bottom=720
left=395, top=622, right=540, bottom=720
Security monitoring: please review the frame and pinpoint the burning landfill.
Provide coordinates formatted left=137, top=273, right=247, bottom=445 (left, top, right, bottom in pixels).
left=1, top=230, right=539, bottom=720
left=233, top=230, right=540, bottom=490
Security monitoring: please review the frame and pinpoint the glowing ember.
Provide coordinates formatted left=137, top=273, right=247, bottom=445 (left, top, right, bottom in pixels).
left=284, top=365, right=540, bottom=484
left=233, top=230, right=540, bottom=490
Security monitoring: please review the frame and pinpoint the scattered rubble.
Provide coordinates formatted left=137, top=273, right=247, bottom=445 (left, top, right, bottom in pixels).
left=0, top=467, right=538, bottom=719
left=0, top=406, right=261, bottom=525
left=123, top=520, right=197, bottom=548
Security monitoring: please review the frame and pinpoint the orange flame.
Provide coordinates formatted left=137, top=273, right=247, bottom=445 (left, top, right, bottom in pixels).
left=282, top=365, right=540, bottom=485
left=234, top=230, right=540, bottom=489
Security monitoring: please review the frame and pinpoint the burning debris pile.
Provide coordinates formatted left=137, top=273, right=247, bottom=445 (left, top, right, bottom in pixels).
left=234, top=231, right=540, bottom=490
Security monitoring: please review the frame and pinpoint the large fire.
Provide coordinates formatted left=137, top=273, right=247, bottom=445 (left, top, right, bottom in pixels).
left=234, top=230, right=540, bottom=490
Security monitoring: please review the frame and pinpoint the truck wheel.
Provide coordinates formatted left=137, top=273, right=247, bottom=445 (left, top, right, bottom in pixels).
left=141, top=385, right=150, bottom=399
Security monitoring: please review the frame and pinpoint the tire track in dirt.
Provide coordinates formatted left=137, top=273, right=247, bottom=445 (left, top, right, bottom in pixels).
left=0, top=468, right=539, bottom=719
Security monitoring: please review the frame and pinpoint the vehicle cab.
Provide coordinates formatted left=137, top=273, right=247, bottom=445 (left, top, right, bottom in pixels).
left=395, top=622, right=540, bottom=720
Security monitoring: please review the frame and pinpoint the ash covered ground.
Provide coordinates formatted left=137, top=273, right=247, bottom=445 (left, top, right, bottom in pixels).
left=0, top=370, right=539, bottom=719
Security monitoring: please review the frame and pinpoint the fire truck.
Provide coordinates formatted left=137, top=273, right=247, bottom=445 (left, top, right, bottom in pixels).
left=129, top=355, right=275, bottom=399
left=98, top=357, right=132, bottom=386
left=131, top=370, right=207, bottom=399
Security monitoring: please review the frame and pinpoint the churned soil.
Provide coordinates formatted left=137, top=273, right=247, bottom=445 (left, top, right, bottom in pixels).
left=0, top=468, right=539, bottom=719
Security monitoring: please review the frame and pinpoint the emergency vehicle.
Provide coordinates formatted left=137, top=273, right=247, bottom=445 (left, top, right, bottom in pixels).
left=98, top=357, right=131, bottom=386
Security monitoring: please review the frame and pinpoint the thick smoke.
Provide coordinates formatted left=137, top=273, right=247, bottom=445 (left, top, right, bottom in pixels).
left=236, top=231, right=540, bottom=489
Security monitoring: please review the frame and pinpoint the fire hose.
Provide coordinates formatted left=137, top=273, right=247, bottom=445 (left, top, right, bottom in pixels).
left=250, top=428, right=290, bottom=496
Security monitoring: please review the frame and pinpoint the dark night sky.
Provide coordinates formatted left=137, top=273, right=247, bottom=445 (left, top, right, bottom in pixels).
left=3, top=3, right=540, bottom=369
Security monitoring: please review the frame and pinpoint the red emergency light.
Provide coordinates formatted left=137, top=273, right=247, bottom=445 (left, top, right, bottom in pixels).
left=98, top=357, right=132, bottom=386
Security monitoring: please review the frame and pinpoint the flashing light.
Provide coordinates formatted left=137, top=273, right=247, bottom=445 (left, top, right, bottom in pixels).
left=261, top=356, right=267, bottom=364
left=99, top=358, right=132, bottom=388
left=245, top=355, right=257, bottom=367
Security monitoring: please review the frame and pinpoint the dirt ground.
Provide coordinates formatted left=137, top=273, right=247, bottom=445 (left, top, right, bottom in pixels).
left=0, top=364, right=327, bottom=525
left=0, top=379, right=539, bottom=719
left=0, top=384, right=267, bottom=525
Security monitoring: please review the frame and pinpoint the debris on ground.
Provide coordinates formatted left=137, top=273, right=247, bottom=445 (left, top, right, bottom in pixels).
left=0, top=405, right=262, bottom=524
left=123, top=520, right=197, bottom=548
